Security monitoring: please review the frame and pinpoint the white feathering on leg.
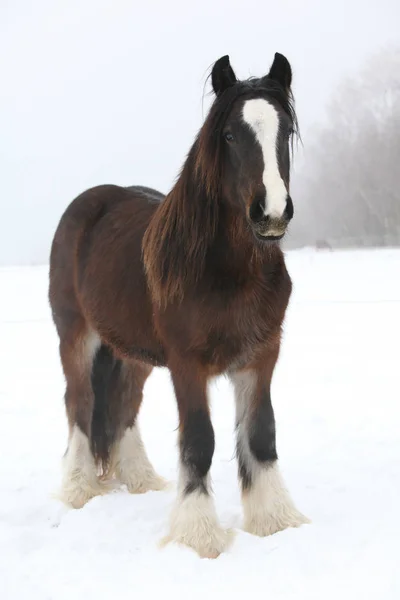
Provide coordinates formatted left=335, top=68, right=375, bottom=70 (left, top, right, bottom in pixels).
left=162, top=468, right=233, bottom=558
left=59, top=425, right=111, bottom=508
left=112, top=424, right=167, bottom=493
left=243, top=461, right=310, bottom=536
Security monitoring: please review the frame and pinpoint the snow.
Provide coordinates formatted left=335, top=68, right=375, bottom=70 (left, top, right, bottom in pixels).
left=1, top=248, right=399, bottom=599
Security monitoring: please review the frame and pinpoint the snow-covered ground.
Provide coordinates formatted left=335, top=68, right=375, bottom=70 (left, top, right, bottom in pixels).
left=1, top=248, right=399, bottom=599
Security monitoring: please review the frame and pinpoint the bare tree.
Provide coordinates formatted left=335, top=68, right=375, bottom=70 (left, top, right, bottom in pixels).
left=287, top=46, right=400, bottom=249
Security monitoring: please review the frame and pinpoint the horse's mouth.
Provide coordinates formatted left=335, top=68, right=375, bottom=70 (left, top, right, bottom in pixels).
left=248, top=213, right=288, bottom=243
left=253, top=230, right=286, bottom=242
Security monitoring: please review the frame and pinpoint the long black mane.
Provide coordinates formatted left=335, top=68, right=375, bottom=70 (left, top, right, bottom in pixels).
left=143, top=76, right=298, bottom=305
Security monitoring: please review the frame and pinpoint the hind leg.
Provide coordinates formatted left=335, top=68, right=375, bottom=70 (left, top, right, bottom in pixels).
left=59, top=322, right=111, bottom=508
left=108, top=360, right=166, bottom=493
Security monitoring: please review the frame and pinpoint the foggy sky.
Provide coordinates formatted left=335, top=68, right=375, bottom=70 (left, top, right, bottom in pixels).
left=1, top=0, right=399, bottom=264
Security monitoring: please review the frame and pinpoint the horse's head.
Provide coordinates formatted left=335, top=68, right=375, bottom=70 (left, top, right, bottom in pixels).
left=204, top=53, right=297, bottom=242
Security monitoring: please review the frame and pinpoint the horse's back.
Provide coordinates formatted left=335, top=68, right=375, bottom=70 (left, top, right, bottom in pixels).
left=126, top=185, right=165, bottom=204
left=49, top=184, right=161, bottom=294
left=49, top=184, right=166, bottom=364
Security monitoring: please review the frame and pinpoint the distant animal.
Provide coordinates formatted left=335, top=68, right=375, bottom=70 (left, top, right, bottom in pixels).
left=49, top=52, right=309, bottom=558
left=316, top=239, right=333, bottom=251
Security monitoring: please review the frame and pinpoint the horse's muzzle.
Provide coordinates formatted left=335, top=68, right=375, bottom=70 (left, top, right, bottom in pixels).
left=248, top=194, right=293, bottom=242
left=250, top=216, right=289, bottom=242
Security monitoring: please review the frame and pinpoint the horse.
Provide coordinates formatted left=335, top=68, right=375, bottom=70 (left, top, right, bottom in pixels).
left=49, top=52, right=309, bottom=558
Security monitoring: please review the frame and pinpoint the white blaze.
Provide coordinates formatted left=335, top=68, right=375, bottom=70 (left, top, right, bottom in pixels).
left=242, top=98, right=287, bottom=218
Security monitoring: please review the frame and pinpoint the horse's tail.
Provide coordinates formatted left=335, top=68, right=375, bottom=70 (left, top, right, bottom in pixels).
left=91, top=344, right=121, bottom=472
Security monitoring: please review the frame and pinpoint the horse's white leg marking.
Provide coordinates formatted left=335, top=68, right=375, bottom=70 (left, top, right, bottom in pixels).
left=242, top=98, right=287, bottom=220
left=110, top=424, right=167, bottom=493
left=59, top=425, right=110, bottom=508
left=242, top=461, right=310, bottom=536
left=59, top=330, right=112, bottom=508
left=162, top=464, right=233, bottom=558
left=81, top=329, right=101, bottom=368
left=232, top=370, right=309, bottom=536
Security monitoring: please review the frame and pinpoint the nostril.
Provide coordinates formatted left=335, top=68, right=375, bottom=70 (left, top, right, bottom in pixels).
left=249, top=200, right=268, bottom=224
left=284, top=195, right=294, bottom=221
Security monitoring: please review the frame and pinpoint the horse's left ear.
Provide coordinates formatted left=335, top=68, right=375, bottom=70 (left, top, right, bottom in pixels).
left=264, top=52, right=292, bottom=92
left=211, top=55, right=237, bottom=97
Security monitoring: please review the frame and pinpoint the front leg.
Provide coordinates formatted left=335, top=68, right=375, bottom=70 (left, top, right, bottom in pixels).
left=163, top=359, right=233, bottom=558
left=231, top=348, right=309, bottom=536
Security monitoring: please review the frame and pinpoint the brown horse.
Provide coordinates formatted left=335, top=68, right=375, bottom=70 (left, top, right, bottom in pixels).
left=49, top=52, right=309, bottom=558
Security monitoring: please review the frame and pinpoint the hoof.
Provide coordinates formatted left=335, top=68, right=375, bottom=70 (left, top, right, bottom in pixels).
left=244, top=507, right=310, bottom=537
left=112, top=425, right=169, bottom=494
left=162, top=492, right=234, bottom=558
left=124, top=473, right=170, bottom=494
left=242, top=463, right=310, bottom=537
left=58, top=476, right=113, bottom=509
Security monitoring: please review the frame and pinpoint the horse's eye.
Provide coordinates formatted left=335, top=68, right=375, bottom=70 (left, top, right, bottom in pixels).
left=224, top=132, right=234, bottom=142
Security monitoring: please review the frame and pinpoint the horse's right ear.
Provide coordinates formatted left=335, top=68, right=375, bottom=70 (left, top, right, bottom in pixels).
left=211, top=55, right=237, bottom=97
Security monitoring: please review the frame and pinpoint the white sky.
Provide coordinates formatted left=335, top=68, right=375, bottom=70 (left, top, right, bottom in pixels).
left=1, top=0, right=399, bottom=264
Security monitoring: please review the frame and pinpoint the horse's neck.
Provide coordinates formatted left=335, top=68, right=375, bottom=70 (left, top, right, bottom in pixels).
left=144, top=175, right=281, bottom=305
left=206, top=203, right=277, bottom=276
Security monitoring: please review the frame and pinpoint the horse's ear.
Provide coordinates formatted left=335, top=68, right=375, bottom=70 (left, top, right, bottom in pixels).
left=211, top=55, right=237, bottom=97
left=264, top=52, right=292, bottom=92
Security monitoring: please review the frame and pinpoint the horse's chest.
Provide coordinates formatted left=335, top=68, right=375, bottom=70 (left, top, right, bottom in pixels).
left=159, top=263, right=290, bottom=372
left=191, top=289, right=283, bottom=371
